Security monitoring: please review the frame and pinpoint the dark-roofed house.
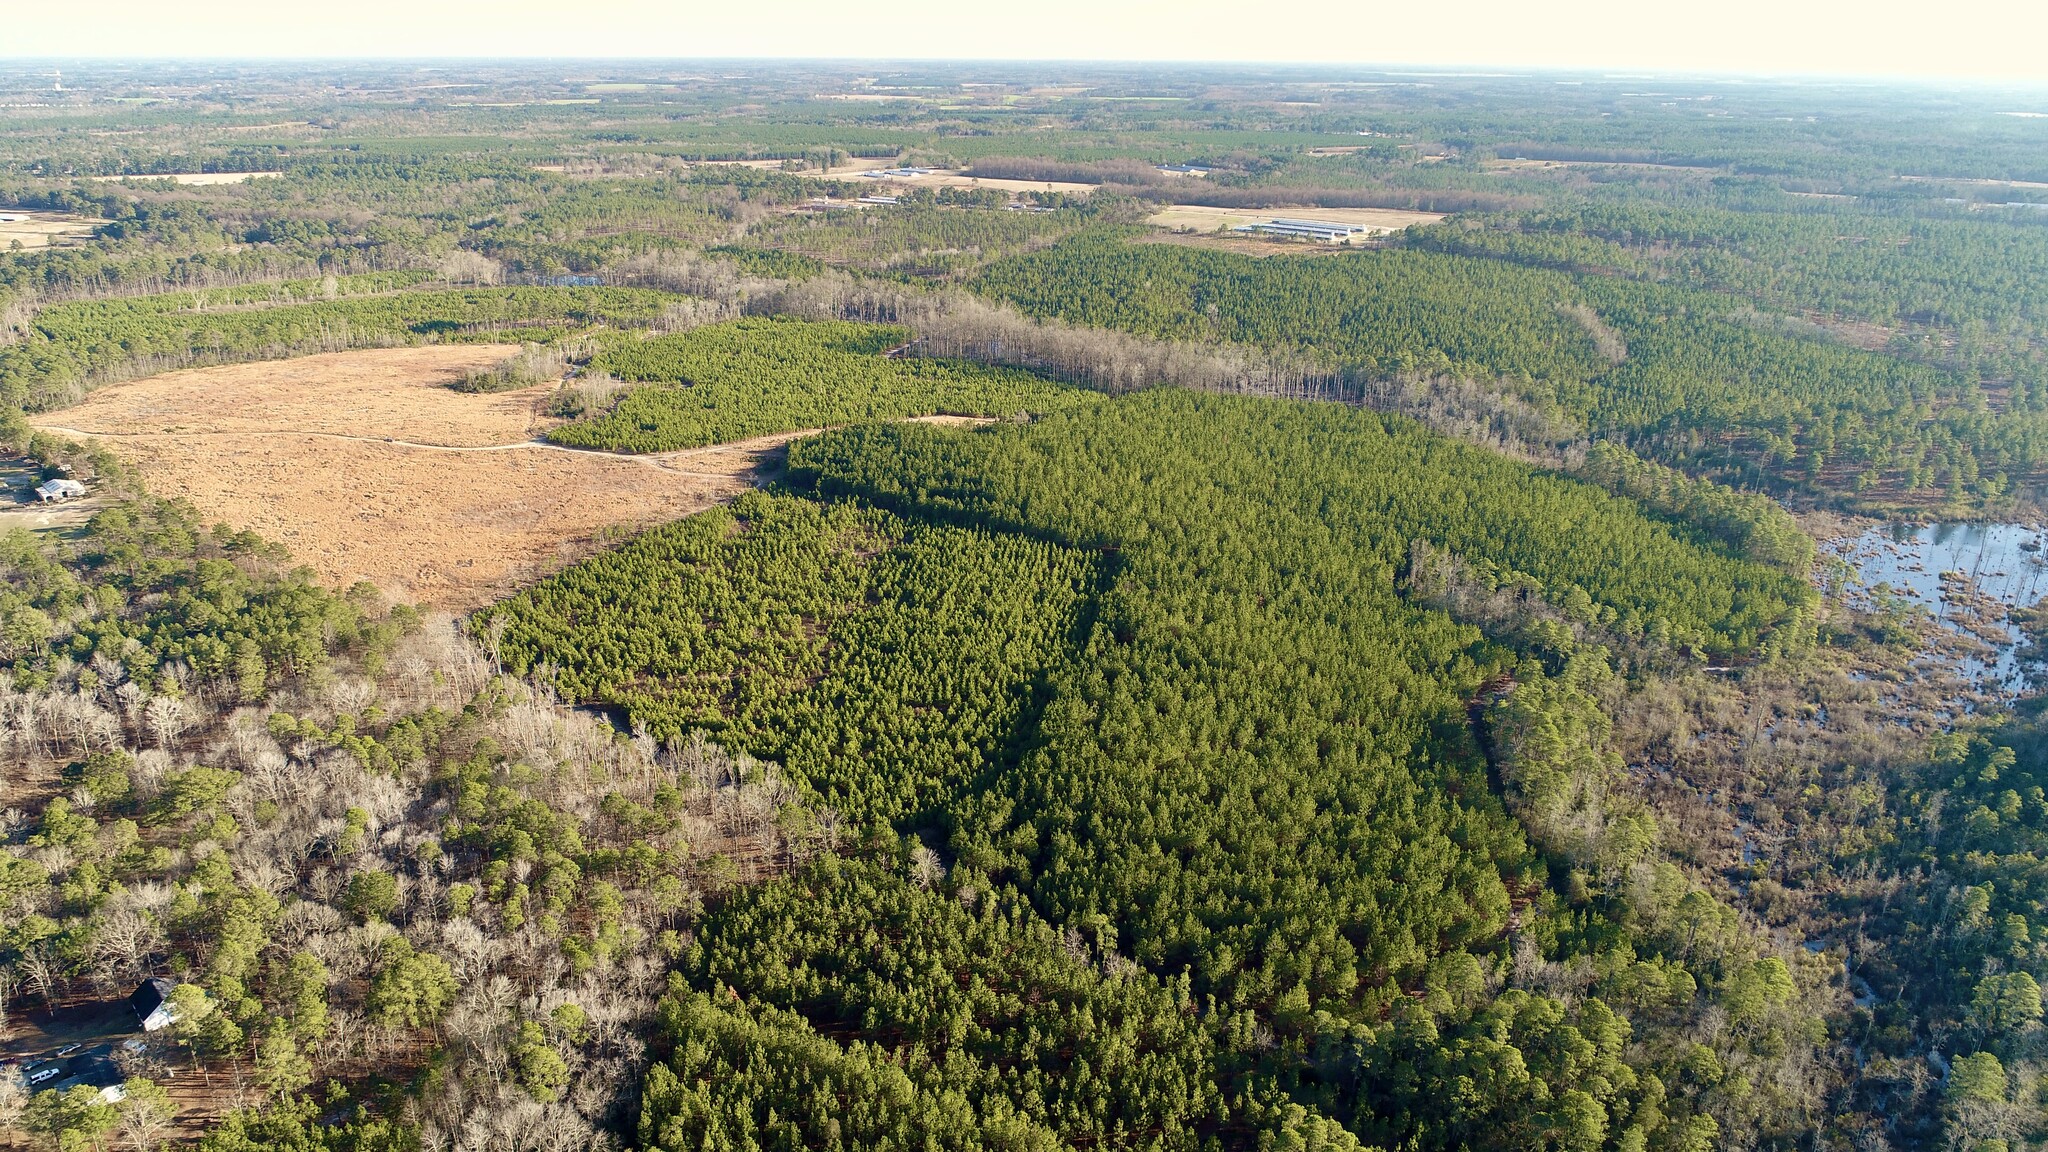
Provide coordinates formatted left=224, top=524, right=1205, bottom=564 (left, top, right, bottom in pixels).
left=129, top=978, right=177, bottom=1032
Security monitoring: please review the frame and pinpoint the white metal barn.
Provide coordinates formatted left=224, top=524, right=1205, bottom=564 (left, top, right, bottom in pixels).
left=33, top=478, right=86, bottom=502
left=1232, top=218, right=1365, bottom=242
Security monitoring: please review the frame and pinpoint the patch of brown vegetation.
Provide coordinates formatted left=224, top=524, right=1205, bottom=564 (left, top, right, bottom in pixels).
left=1141, top=204, right=1445, bottom=246
left=1800, top=313, right=1896, bottom=353
left=101, top=434, right=768, bottom=610
left=0, top=211, right=101, bottom=251
left=29, top=347, right=785, bottom=611
left=38, top=345, right=551, bottom=446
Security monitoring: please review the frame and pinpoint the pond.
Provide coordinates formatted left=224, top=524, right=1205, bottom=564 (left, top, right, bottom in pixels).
left=1823, top=522, right=2048, bottom=696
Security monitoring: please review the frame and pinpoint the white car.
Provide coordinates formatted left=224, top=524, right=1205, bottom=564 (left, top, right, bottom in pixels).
left=26, top=1065, right=61, bottom=1085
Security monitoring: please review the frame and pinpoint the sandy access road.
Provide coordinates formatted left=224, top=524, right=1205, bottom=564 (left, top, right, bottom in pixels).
left=28, top=346, right=782, bottom=611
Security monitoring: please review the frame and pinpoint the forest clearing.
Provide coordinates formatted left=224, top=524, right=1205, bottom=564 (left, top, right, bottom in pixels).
left=0, top=212, right=100, bottom=250
left=26, top=346, right=776, bottom=608
left=1143, top=203, right=1447, bottom=238
left=30, top=346, right=548, bottom=446
left=24, top=345, right=1001, bottom=608
left=47, top=433, right=768, bottom=610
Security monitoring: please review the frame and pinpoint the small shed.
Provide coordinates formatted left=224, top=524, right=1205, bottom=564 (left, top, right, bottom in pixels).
left=33, top=478, right=87, bottom=503
left=129, top=978, right=177, bottom=1032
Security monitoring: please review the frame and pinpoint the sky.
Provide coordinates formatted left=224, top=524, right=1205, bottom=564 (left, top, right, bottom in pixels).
left=5, top=0, right=2047, bottom=85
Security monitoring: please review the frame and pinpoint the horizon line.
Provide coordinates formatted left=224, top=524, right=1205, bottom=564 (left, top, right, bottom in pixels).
left=1, top=57, right=2045, bottom=92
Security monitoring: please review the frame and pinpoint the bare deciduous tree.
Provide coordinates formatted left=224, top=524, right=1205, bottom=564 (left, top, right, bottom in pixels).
left=144, top=695, right=188, bottom=750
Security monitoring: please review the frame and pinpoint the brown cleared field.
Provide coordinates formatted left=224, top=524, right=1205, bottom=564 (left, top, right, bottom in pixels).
left=39, top=345, right=550, bottom=445
left=28, top=347, right=778, bottom=610
left=1143, top=204, right=1446, bottom=244
left=0, top=210, right=101, bottom=249
left=895, top=172, right=1095, bottom=195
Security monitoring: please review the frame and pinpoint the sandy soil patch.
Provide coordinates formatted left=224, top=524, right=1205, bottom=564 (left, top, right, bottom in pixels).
left=26, top=346, right=783, bottom=610
left=0, top=211, right=100, bottom=250
left=1144, top=204, right=1446, bottom=240
left=86, top=171, right=281, bottom=185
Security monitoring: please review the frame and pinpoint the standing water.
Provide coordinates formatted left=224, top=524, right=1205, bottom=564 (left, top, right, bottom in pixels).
left=1823, top=523, right=2048, bottom=697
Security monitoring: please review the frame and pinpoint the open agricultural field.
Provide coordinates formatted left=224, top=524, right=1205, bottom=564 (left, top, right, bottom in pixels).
left=878, top=171, right=1096, bottom=195
left=1143, top=203, right=1447, bottom=239
left=28, top=345, right=547, bottom=445
left=27, top=346, right=775, bottom=608
left=0, top=211, right=100, bottom=249
left=65, top=433, right=768, bottom=610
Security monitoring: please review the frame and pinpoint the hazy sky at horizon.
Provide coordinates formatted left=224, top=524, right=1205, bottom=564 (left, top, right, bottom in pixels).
left=5, top=0, right=2047, bottom=85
